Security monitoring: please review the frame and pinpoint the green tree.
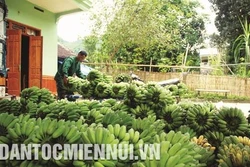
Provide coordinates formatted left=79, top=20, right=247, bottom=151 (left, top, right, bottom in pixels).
left=87, top=0, right=206, bottom=69
left=209, top=0, right=250, bottom=62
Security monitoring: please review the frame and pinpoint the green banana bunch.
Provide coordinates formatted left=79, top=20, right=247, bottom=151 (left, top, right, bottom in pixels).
left=0, top=113, right=18, bottom=136
left=85, top=109, right=104, bottom=125
left=144, top=86, right=175, bottom=110
left=176, top=82, right=188, bottom=96
left=0, top=99, right=11, bottom=113
left=102, top=112, right=121, bottom=127
left=216, top=107, right=248, bottom=136
left=115, top=73, right=131, bottom=83
left=82, top=126, right=119, bottom=145
left=186, top=104, right=215, bottom=135
left=59, top=102, right=81, bottom=121
left=110, top=83, right=128, bottom=99
left=26, top=101, right=38, bottom=117
left=111, top=102, right=130, bottom=113
left=102, top=74, right=113, bottom=84
left=88, top=100, right=102, bottom=110
left=130, top=104, right=155, bottom=119
left=166, top=84, right=179, bottom=96
left=124, top=84, right=145, bottom=108
left=95, top=82, right=111, bottom=98
left=65, top=76, right=82, bottom=92
left=80, top=80, right=94, bottom=98
left=39, top=88, right=56, bottom=104
left=159, top=104, right=185, bottom=131
left=87, top=70, right=104, bottom=86
left=204, top=131, right=225, bottom=149
left=107, top=124, right=131, bottom=143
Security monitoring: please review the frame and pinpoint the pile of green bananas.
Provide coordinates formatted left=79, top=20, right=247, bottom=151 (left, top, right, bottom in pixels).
left=20, top=87, right=55, bottom=108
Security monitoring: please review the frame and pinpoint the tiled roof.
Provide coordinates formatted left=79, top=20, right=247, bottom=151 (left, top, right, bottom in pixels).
left=58, top=43, right=75, bottom=58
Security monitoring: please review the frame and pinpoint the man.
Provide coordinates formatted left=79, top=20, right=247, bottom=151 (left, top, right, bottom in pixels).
left=54, top=50, right=87, bottom=100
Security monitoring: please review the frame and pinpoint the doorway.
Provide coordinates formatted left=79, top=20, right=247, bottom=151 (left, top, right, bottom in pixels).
left=6, top=29, right=43, bottom=96
left=21, top=35, right=29, bottom=90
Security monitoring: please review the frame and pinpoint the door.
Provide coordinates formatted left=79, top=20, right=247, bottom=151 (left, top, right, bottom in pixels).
left=29, top=36, right=42, bottom=88
left=6, top=30, right=22, bottom=96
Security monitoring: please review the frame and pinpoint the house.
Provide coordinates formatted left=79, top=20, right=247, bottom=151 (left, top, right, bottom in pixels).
left=4, top=0, right=92, bottom=95
left=199, top=48, right=218, bottom=74
left=58, top=43, right=75, bottom=59
left=57, top=43, right=75, bottom=70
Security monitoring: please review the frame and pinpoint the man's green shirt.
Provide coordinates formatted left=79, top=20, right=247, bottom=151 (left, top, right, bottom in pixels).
left=55, top=56, right=85, bottom=80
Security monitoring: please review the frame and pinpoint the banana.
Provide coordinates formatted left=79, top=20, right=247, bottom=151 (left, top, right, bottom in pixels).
left=166, top=130, right=175, bottom=143
left=128, top=129, right=135, bottom=141
left=159, top=152, right=169, bottom=167
left=94, top=161, right=105, bottom=167
left=171, top=132, right=182, bottom=144
left=160, top=141, right=171, bottom=154
left=96, top=127, right=103, bottom=144
left=8, top=128, right=19, bottom=139
left=66, top=126, right=78, bottom=141
left=132, top=131, right=140, bottom=143
left=178, top=155, right=194, bottom=164
left=98, top=160, right=116, bottom=167
left=140, top=129, right=150, bottom=139
left=52, top=125, right=65, bottom=138
left=47, top=119, right=58, bottom=135
left=25, top=121, right=35, bottom=136
left=114, top=124, right=121, bottom=137
left=165, top=155, right=180, bottom=167
left=108, top=125, right=114, bottom=134
left=6, top=118, right=19, bottom=129
left=68, top=132, right=81, bottom=144
left=87, top=128, right=96, bottom=144
left=168, top=143, right=182, bottom=156
left=81, top=132, right=91, bottom=144
left=42, top=118, right=51, bottom=134
left=119, top=125, right=127, bottom=140
left=101, top=129, right=110, bottom=144
left=73, top=160, right=87, bottom=167
left=0, top=136, right=10, bottom=144
left=14, top=123, right=22, bottom=136
left=122, top=133, right=130, bottom=142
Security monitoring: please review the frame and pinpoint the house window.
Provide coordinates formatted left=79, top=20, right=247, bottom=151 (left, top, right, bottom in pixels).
left=6, top=19, right=41, bottom=36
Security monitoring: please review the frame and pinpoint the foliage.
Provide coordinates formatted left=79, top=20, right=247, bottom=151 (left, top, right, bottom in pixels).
left=87, top=0, right=206, bottom=69
left=232, top=17, right=250, bottom=63
left=209, top=0, right=250, bottom=62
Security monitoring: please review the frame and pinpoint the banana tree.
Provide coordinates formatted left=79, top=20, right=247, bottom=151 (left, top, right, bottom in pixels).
left=232, top=17, right=250, bottom=63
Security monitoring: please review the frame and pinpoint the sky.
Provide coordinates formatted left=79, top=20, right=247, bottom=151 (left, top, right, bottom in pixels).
left=57, top=0, right=218, bottom=42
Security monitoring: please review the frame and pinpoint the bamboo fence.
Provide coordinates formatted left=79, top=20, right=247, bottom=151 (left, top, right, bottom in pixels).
left=84, top=63, right=250, bottom=97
